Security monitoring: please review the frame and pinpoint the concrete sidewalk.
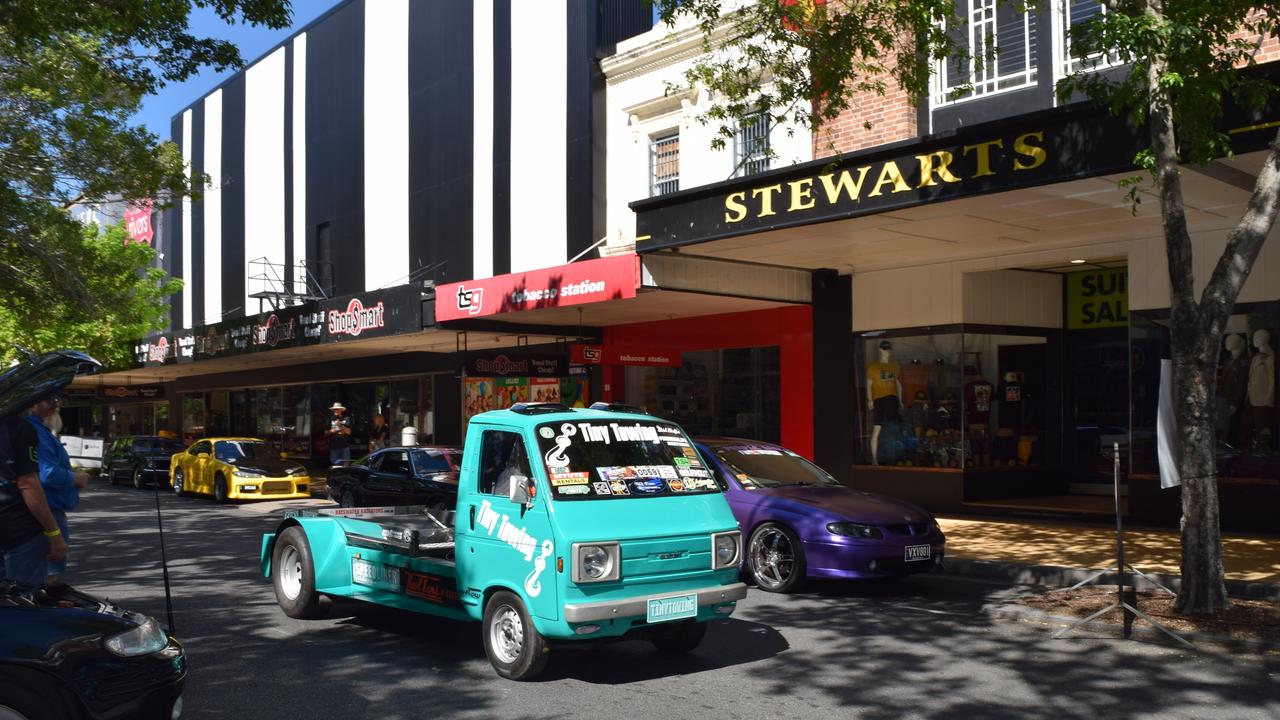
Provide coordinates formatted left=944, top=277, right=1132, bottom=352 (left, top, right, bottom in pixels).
left=938, top=516, right=1280, bottom=599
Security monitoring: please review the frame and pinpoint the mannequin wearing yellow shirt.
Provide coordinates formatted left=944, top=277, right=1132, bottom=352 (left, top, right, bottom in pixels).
left=866, top=340, right=902, bottom=465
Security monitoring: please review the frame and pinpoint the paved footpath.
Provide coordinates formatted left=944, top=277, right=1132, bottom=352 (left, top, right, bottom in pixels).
left=58, top=484, right=1280, bottom=720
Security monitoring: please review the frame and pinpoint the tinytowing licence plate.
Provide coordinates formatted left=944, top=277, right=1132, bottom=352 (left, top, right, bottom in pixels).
left=904, top=544, right=931, bottom=562
left=647, top=593, right=698, bottom=624
left=352, top=558, right=402, bottom=590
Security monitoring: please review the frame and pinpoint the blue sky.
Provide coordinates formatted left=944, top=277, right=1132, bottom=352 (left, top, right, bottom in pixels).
left=129, top=0, right=334, bottom=138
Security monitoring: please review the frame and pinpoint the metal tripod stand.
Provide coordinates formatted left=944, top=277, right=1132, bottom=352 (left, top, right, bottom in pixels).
left=1053, top=443, right=1192, bottom=648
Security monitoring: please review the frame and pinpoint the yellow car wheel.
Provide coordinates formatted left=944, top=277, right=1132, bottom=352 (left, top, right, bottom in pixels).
left=214, top=474, right=229, bottom=503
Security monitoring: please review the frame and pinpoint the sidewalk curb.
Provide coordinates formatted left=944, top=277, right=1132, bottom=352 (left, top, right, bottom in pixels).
left=943, top=557, right=1280, bottom=601
left=986, top=601, right=1280, bottom=653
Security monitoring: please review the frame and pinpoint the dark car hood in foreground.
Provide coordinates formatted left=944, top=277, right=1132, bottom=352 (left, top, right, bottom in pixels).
left=754, top=485, right=931, bottom=525
left=225, top=457, right=306, bottom=476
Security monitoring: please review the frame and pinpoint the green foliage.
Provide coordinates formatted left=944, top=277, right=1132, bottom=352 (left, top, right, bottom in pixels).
left=0, top=222, right=182, bottom=368
left=0, top=0, right=290, bottom=324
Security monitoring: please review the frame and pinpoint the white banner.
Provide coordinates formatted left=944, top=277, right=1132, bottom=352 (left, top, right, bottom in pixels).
left=1157, top=359, right=1180, bottom=489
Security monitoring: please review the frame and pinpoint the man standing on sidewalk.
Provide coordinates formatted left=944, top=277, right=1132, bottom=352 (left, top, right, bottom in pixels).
left=327, top=402, right=352, bottom=466
left=0, top=400, right=68, bottom=585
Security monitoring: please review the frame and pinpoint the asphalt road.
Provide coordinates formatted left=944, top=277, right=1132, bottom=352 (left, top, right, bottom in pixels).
left=63, top=481, right=1280, bottom=720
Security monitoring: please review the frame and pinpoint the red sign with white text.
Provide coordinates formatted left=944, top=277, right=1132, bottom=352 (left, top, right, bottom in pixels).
left=124, top=200, right=154, bottom=246
left=435, top=254, right=640, bottom=322
left=570, top=344, right=681, bottom=367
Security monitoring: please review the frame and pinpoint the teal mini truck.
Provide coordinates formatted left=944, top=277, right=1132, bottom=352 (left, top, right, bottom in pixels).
left=260, top=402, right=747, bottom=680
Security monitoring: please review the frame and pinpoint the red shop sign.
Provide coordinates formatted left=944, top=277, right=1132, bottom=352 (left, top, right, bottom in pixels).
left=435, top=254, right=640, bottom=322
left=571, top=344, right=680, bottom=367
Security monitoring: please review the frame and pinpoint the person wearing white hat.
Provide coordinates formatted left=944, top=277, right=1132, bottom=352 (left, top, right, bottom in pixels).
left=327, top=402, right=352, bottom=465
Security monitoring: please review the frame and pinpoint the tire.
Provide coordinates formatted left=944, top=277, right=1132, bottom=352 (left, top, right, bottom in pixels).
left=172, top=467, right=186, bottom=497
left=272, top=526, right=325, bottom=619
left=0, top=668, right=78, bottom=720
left=482, top=591, right=548, bottom=681
left=214, top=474, right=229, bottom=503
left=747, top=522, right=807, bottom=593
left=650, top=620, right=708, bottom=654
left=108, top=467, right=118, bottom=486
left=340, top=491, right=356, bottom=509
left=132, top=466, right=146, bottom=489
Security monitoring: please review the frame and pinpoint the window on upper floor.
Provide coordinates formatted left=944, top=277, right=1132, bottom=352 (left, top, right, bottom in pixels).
left=1060, top=0, right=1120, bottom=75
left=650, top=132, right=680, bottom=197
left=934, top=0, right=1038, bottom=107
left=734, top=111, right=771, bottom=177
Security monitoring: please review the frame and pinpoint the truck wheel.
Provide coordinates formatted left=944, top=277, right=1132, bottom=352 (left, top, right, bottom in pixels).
left=482, top=591, right=548, bottom=681
left=214, top=474, right=229, bottom=503
left=172, top=468, right=186, bottom=497
left=272, top=526, right=325, bottom=619
left=748, top=522, right=806, bottom=593
left=650, top=620, right=708, bottom=654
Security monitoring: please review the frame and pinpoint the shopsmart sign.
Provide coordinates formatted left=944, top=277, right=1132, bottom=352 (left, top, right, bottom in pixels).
left=328, top=299, right=386, bottom=337
left=435, top=254, right=640, bottom=322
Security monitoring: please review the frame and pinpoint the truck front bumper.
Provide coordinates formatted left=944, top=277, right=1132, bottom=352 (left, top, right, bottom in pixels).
left=563, top=582, right=748, bottom=624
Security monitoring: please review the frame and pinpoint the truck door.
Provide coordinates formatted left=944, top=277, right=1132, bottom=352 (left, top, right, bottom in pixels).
left=456, top=428, right=558, bottom=621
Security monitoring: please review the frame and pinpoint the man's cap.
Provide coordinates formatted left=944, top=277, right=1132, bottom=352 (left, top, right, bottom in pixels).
left=329, top=402, right=347, bottom=411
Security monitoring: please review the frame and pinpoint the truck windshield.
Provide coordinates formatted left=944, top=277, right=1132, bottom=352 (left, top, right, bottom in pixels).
left=535, top=420, right=719, bottom=500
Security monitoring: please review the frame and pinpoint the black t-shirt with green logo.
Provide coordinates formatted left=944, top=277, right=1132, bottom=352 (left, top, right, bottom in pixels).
left=0, top=416, right=43, bottom=550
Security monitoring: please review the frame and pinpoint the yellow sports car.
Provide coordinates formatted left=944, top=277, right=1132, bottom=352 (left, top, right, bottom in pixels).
left=169, top=437, right=311, bottom=502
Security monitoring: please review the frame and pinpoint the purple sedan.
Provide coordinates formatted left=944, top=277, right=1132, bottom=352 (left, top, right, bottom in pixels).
left=695, top=438, right=946, bottom=593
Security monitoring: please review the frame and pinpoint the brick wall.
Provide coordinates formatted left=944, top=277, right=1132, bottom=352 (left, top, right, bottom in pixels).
left=1232, top=15, right=1280, bottom=64
left=812, top=66, right=917, bottom=158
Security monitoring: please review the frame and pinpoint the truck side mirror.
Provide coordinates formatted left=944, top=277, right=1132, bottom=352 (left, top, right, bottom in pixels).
left=507, top=474, right=531, bottom=507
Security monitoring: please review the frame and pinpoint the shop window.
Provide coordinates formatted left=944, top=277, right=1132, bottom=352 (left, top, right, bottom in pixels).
left=854, top=327, right=1052, bottom=469
left=1131, top=303, right=1279, bottom=481
left=733, top=111, right=771, bottom=177
left=181, top=392, right=208, bottom=442
left=650, top=132, right=680, bottom=196
left=624, top=347, right=780, bottom=443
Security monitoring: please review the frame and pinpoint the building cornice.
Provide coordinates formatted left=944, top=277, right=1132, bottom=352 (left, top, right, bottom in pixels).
left=601, top=21, right=735, bottom=84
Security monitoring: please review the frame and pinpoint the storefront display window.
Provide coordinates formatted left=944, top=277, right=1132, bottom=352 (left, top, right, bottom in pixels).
left=463, top=375, right=591, bottom=430
left=181, top=392, right=207, bottom=442
left=854, top=327, right=1054, bottom=469
left=1132, top=303, right=1279, bottom=480
left=624, top=347, right=780, bottom=442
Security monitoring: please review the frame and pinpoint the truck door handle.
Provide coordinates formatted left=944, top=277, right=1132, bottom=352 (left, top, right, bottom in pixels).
left=469, top=506, right=475, bottom=531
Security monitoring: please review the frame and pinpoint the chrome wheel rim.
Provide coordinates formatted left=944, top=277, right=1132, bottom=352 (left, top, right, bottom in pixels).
left=749, top=527, right=796, bottom=590
left=279, top=544, right=302, bottom=600
left=489, top=604, right=524, bottom=665
left=173, top=469, right=183, bottom=495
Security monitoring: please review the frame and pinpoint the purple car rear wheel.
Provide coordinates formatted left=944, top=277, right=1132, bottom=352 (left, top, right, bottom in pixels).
left=748, top=522, right=806, bottom=593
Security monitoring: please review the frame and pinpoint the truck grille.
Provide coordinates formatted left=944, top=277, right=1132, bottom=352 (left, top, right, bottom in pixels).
left=620, top=534, right=711, bottom=580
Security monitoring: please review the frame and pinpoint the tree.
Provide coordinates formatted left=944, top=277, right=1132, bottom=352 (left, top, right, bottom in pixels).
left=0, top=222, right=182, bottom=367
left=0, top=0, right=291, bottom=339
left=656, top=0, right=1280, bottom=614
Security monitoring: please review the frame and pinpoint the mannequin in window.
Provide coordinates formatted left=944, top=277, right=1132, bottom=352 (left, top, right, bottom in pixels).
left=866, top=340, right=902, bottom=465
left=993, top=371, right=1023, bottom=464
left=1241, top=329, right=1275, bottom=450
left=1217, top=333, right=1249, bottom=445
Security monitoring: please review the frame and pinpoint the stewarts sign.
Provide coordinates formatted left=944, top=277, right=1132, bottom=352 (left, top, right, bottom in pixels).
left=632, top=104, right=1147, bottom=251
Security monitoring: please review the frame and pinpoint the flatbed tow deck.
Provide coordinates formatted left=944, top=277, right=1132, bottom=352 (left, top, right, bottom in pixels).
left=280, top=505, right=457, bottom=559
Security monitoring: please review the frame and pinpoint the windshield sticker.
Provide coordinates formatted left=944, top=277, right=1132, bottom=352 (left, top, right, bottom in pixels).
left=592, top=481, right=613, bottom=495
left=666, top=478, right=686, bottom=492
left=662, top=437, right=690, bottom=447
left=543, top=421, right=666, bottom=469
left=629, top=477, right=665, bottom=494
left=681, top=446, right=699, bottom=460
left=558, top=485, right=590, bottom=495
left=673, top=457, right=691, bottom=468
left=680, top=477, right=716, bottom=491
left=678, top=467, right=710, bottom=479
left=608, top=480, right=631, bottom=495
left=539, top=427, right=555, bottom=439
left=738, top=448, right=783, bottom=456
left=633, top=465, right=677, bottom=479
left=657, top=425, right=683, bottom=435
left=550, top=471, right=589, bottom=486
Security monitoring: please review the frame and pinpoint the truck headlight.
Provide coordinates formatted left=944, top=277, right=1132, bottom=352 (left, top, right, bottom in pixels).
left=571, top=542, right=619, bottom=583
left=827, top=522, right=883, bottom=539
left=104, top=617, right=168, bottom=657
left=712, top=531, right=740, bottom=569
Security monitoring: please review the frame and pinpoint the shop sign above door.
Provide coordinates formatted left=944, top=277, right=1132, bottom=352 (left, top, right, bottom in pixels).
left=435, top=254, right=640, bottom=322
left=570, top=344, right=681, bottom=367
left=465, top=354, right=567, bottom=377
left=1066, top=268, right=1128, bottom=329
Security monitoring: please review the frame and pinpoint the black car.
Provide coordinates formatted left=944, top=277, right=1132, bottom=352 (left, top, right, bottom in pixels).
left=326, top=445, right=461, bottom=513
left=102, top=435, right=187, bottom=489
left=0, top=582, right=186, bottom=720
